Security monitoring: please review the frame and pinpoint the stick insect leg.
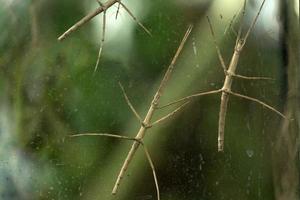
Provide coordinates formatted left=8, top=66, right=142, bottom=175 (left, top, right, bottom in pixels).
left=158, top=89, right=222, bottom=109
left=230, top=73, right=274, bottom=80
left=94, top=1, right=107, bottom=73
left=206, top=16, right=227, bottom=74
left=118, top=82, right=144, bottom=124
left=150, top=101, right=190, bottom=127
left=69, top=133, right=160, bottom=200
left=69, top=132, right=136, bottom=141
left=118, top=1, right=152, bottom=36
left=226, top=90, right=288, bottom=119
left=141, top=143, right=160, bottom=200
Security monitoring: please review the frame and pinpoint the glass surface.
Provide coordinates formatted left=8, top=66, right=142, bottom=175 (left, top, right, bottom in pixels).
left=0, top=0, right=299, bottom=199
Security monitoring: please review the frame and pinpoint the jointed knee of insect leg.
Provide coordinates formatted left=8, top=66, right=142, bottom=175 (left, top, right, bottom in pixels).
left=221, top=88, right=230, bottom=93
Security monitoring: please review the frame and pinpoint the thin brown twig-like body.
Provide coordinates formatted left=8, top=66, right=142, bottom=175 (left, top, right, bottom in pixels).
left=217, top=0, right=266, bottom=152
left=70, top=132, right=136, bottom=141
left=142, top=143, right=160, bottom=200
left=158, top=89, right=222, bottom=109
left=207, top=16, right=227, bottom=73
left=159, top=0, right=286, bottom=152
left=111, top=25, right=193, bottom=195
left=150, top=101, right=190, bottom=127
left=119, top=82, right=143, bottom=124
left=118, top=1, right=152, bottom=36
left=231, top=73, right=274, bottom=80
left=225, top=90, right=288, bottom=119
left=58, top=0, right=151, bottom=41
left=94, top=7, right=106, bottom=73
left=58, top=0, right=118, bottom=41
left=69, top=133, right=160, bottom=200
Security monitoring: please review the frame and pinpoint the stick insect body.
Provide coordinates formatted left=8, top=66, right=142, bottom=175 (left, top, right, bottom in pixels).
left=160, top=0, right=289, bottom=152
left=218, top=38, right=244, bottom=151
left=58, top=0, right=151, bottom=73
left=62, top=1, right=192, bottom=198
left=70, top=26, right=193, bottom=199
left=111, top=25, right=193, bottom=195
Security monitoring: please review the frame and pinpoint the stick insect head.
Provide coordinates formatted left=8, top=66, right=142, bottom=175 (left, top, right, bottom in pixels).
left=234, top=0, right=266, bottom=52
left=235, top=38, right=245, bottom=52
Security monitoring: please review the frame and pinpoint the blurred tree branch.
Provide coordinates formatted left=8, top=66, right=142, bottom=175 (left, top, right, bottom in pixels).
left=273, top=1, right=300, bottom=200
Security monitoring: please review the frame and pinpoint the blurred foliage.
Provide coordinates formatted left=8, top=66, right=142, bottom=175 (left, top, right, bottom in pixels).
left=0, top=0, right=298, bottom=200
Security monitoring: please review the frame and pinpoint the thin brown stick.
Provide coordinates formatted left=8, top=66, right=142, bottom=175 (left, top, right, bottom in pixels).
left=218, top=92, right=229, bottom=152
left=118, top=1, right=152, bottom=36
left=206, top=16, right=227, bottom=73
left=170, top=0, right=268, bottom=152
left=153, top=26, right=193, bottom=99
left=226, top=90, right=288, bottom=119
left=230, top=73, right=274, bottom=80
left=111, top=25, right=193, bottom=195
left=58, top=0, right=118, bottom=41
left=118, top=82, right=143, bottom=124
left=158, top=89, right=222, bottom=109
left=141, top=144, right=160, bottom=200
left=94, top=9, right=106, bottom=73
left=70, top=133, right=160, bottom=200
left=150, top=101, right=190, bottom=127
left=70, top=132, right=136, bottom=141
left=153, top=0, right=279, bottom=152
left=217, top=0, right=266, bottom=152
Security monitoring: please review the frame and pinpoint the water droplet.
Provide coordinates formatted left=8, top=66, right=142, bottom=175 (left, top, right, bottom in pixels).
left=246, top=149, right=254, bottom=158
left=192, top=38, right=197, bottom=55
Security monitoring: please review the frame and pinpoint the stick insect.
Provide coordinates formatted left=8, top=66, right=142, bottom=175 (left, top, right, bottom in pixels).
left=70, top=25, right=193, bottom=199
left=58, top=0, right=151, bottom=73
left=159, top=0, right=289, bottom=152
left=93, top=0, right=152, bottom=73
left=70, top=133, right=160, bottom=200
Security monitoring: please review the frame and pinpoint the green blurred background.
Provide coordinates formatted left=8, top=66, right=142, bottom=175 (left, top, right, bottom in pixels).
left=0, top=0, right=299, bottom=199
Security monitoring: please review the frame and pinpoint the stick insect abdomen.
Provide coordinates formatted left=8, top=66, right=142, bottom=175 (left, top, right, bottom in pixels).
left=218, top=45, right=241, bottom=152
left=112, top=139, right=141, bottom=194
left=112, top=106, right=155, bottom=194
left=218, top=91, right=229, bottom=152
